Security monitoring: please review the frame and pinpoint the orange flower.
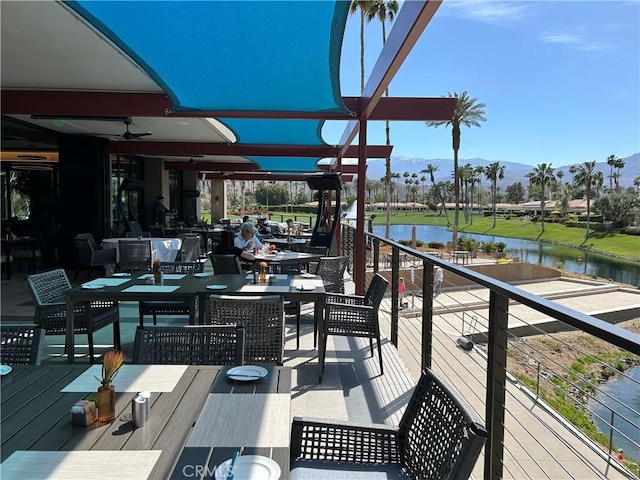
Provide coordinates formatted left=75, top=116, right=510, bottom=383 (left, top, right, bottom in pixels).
left=96, top=350, right=125, bottom=388
left=153, top=259, right=161, bottom=266
left=259, top=261, right=268, bottom=268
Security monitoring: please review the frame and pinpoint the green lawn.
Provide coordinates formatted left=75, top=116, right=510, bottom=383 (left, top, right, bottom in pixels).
left=369, top=212, right=640, bottom=261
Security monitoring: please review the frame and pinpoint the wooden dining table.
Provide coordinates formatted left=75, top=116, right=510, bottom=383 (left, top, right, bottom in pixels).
left=0, top=364, right=291, bottom=479
left=64, top=272, right=328, bottom=381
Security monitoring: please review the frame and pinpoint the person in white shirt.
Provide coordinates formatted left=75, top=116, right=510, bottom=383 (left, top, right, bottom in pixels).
left=433, top=266, right=444, bottom=297
left=235, top=222, right=264, bottom=251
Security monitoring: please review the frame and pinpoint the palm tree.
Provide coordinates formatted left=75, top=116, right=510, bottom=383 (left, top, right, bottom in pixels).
left=606, top=154, right=618, bottom=190
left=614, top=157, right=625, bottom=191
left=349, top=1, right=374, bottom=92
left=365, top=0, right=398, bottom=238
left=573, top=161, right=604, bottom=239
left=421, top=163, right=449, bottom=223
left=426, top=92, right=486, bottom=246
left=529, top=163, right=555, bottom=234
left=474, top=165, right=485, bottom=215
left=484, top=162, right=505, bottom=228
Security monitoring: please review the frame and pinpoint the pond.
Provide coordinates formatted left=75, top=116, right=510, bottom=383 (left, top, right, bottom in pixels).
left=588, top=366, right=640, bottom=463
left=372, top=225, right=640, bottom=286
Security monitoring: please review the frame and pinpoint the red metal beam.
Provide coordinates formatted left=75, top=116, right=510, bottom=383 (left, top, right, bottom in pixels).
left=164, top=161, right=257, bottom=172
left=109, top=141, right=392, bottom=159
left=201, top=172, right=353, bottom=182
left=2, top=90, right=452, bottom=122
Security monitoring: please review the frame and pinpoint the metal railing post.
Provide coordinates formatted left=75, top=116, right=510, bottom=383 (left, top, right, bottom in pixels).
left=485, top=290, right=509, bottom=480
left=373, top=239, right=380, bottom=273
left=391, top=248, right=399, bottom=347
left=422, top=260, right=434, bottom=370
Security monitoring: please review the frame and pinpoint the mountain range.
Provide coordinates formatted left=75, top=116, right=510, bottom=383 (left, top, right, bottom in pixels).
left=365, top=153, right=639, bottom=189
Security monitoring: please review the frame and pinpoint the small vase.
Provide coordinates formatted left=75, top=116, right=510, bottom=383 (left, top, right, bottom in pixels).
left=259, top=268, right=267, bottom=283
left=153, top=267, right=162, bottom=285
left=97, top=385, right=116, bottom=423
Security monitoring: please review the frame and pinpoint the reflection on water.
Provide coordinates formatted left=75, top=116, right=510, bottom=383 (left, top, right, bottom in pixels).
left=589, top=367, right=640, bottom=463
left=373, top=225, right=640, bottom=286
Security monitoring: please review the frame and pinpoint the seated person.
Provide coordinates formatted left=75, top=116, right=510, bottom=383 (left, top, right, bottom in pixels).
left=213, top=230, right=255, bottom=263
left=256, top=216, right=271, bottom=236
left=235, top=222, right=264, bottom=252
left=285, top=218, right=294, bottom=233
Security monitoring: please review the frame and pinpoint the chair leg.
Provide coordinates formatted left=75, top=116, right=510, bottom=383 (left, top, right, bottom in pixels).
left=377, top=335, right=384, bottom=375
left=113, top=321, right=121, bottom=350
left=153, top=314, right=157, bottom=326
left=296, top=313, right=300, bottom=350
left=88, top=332, right=95, bottom=364
left=320, top=333, right=328, bottom=381
left=369, top=338, right=374, bottom=357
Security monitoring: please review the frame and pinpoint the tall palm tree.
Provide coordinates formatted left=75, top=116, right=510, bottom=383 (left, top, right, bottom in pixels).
left=529, top=163, right=555, bottom=234
left=573, top=161, right=604, bottom=239
left=474, top=165, right=485, bottom=215
left=426, top=92, right=486, bottom=246
left=364, top=0, right=398, bottom=238
left=614, top=157, right=625, bottom=191
left=421, top=164, right=449, bottom=223
left=484, top=162, right=505, bottom=229
left=349, top=1, right=374, bottom=92
left=606, top=154, right=618, bottom=190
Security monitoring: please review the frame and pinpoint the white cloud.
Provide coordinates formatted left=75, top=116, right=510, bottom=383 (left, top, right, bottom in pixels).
left=539, top=32, right=610, bottom=52
left=445, top=1, right=529, bottom=25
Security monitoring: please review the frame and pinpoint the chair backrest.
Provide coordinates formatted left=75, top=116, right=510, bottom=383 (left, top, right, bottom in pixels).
left=148, top=225, right=165, bottom=237
left=179, top=236, right=200, bottom=262
left=159, top=261, right=203, bottom=274
left=133, top=325, right=245, bottom=366
left=125, top=231, right=151, bottom=238
left=74, top=237, right=94, bottom=266
left=118, top=240, right=152, bottom=272
left=265, top=263, right=301, bottom=275
left=316, top=256, right=348, bottom=293
left=209, top=254, right=243, bottom=274
left=398, top=368, right=487, bottom=480
left=0, top=324, right=46, bottom=365
left=207, top=295, right=284, bottom=365
left=364, top=273, right=389, bottom=307
left=75, top=233, right=97, bottom=250
left=26, top=268, right=71, bottom=305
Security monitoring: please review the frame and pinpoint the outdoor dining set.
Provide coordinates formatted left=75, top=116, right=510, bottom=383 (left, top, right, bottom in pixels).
left=0, top=230, right=487, bottom=479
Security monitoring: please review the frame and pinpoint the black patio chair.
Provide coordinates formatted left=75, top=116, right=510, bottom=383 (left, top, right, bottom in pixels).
left=117, top=240, right=152, bottom=273
left=73, top=234, right=116, bottom=280
left=265, top=263, right=303, bottom=349
left=1, top=324, right=46, bottom=365
left=133, top=325, right=245, bottom=366
left=138, top=261, right=203, bottom=326
left=321, top=273, right=388, bottom=377
left=207, top=294, right=285, bottom=365
left=26, top=269, right=120, bottom=363
left=290, top=367, right=487, bottom=480
left=209, top=254, right=243, bottom=274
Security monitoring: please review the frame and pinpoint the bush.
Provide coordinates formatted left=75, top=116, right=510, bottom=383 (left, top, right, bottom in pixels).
left=398, top=239, right=424, bottom=247
left=621, top=226, right=640, bottom=235
left=457, top=236, right=478, bottom=252
left=428, top=241, right=445, bottom=249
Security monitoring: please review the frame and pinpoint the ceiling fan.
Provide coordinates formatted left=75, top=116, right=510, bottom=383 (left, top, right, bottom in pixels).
left=120, top=117, right=152, bottom=140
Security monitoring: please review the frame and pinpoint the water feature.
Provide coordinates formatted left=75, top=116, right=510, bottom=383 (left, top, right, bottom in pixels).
left=372, top=224, right=640, bottom=286
left=588, top=366, right=640, bottom=463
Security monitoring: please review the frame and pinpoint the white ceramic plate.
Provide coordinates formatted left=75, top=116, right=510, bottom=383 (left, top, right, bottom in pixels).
left=0, top=365, right=12, bottom=375
left=300, top=273, right=316, bottom=278
left=226, top=365, right=268, bottom=381
left=194, top=273, right=212, bottom=278
left=207, top=284, right=227, bottom=290
left=296, top=284, right=315, bottom=291
left=112, top=273, right=130, bottom=277
left=214, top=455, right=280, bottom=480
left=82, top=283, right=106, bottom=289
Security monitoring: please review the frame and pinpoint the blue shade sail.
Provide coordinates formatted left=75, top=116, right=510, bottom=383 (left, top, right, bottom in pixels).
left=248, top=157, right=322, bottom=172
left=65, top=1, right=350, bottom=114
left=220, top=119, right=327, bottom=146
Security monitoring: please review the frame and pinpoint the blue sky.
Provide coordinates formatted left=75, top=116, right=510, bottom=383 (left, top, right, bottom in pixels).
left=322, top=0, right=640, bottom=168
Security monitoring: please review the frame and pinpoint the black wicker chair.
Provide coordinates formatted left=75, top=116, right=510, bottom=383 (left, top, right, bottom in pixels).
left=265, top=263, right=303, bottom=349
left=209, top=254, right=243, bottom=274
left=1, top=324, right=46, bottom=365
left=207, top=294, right=285, bottom=365
left=133, top=325, right=245, bottom=366
left=290, top=368, right=487, bottom=480
left=73, top=234, right=116, bottom=280
left=125, top=231, right=151, bottom=238
left=26, top=269, right=120, bottom=363
left=321, top=273, right=388, bottom=377
left=117, top=240, right=152, bottom=273
left=177, top=235, right=201, bottom=262
left=315, top=256, right=349, bottom=294
left=138, top=261, right=204, bottom=326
